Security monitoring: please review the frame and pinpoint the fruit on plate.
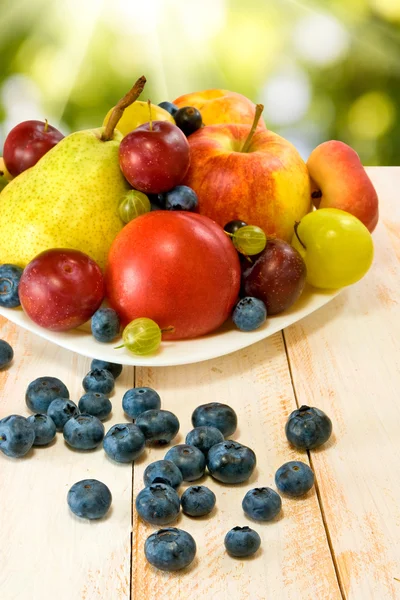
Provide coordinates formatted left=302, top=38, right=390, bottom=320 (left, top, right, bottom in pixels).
left=182, top=106, right=311, bottom=242
left=3, top=119, right=64, bottom=177
left=291, top=208, right=374, bottom=289
left=242, top=239, right=307, bottom=315
left=0, top=76, right=146, bottom=269
left=118, top=190, right=151, bottom=224
left=307, top=141, right=379, bottom=232
left=173, top=89, right=267, bottom=129
left=19, top=248, right=104, bottom=331
left=103, top=100, right=174, bottom=136
left=105, top=211, right=241, bottom=340
left=174, top=106, right=203, bottom=136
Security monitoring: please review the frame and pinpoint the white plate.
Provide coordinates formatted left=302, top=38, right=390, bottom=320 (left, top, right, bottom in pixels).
left=0, top=286, right=341, bottom=367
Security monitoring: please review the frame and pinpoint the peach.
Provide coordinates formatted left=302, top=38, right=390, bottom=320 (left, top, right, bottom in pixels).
left=307, top=141, right=379, bottom=232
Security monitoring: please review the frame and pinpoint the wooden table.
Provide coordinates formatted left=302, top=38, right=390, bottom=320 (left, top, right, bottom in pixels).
left=1, top=167, right=399, bottom=600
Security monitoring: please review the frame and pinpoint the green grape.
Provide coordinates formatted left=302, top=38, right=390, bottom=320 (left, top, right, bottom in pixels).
left=291, top=208, right=374, bottom=289
left=120, top=318, right=162, bottom=355
left=232, top=225, right=267, bottom=256
left=118, top=190, right=151, bottom=224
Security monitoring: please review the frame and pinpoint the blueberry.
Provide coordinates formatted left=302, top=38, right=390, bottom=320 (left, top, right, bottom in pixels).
left=82, top=368, right=114, bottom=395
left=224, top=220, right=247, bottom=235
left=78, top=392, right=112, bottom=421
left=67, top=479, right=112, bottom=520
left=242, top=487, right=282, bottom=521
left=181, top=485, right=216, bottom=517
left=143, top=459, right=183, bottom=489
left=0, top=415, right=35, bottom=457
left=232, top=297, right=267, bottom=332
left=162, top=186, right=198, bottom=212
left=47, top=398, right=79, bottom=432
left=90, top=359, right=123, bottom=380
left=27, top=414, right=57, bottom=446
left=192, top=402, right=237, bottom=437
left=122, top=387, right=161, bottom=420
left=91, top=308, right=120, bottom=343
left=0, top=339, right=13, bottom=368
left=158, top=101, right=179, bottom=117
left=145, top=527, right=196, bottom=571
left=103, top=423, right=145, bottom=463
left=275, top=461, right=315, bottom=497
left=185, top=426, right=224, bottom=456
left=0, top=264, right=23, bottom=307
left=148, top=193, right=165, bottom=210
left=165, top=444, right=206, bottom=481
left=224, top=526, right=261, bottom=558
left=25, top=376, right=70, bottom=413
left=285, top=405, right=332, bottom=450
left=207, top=441, right=256, bottom=484
left=174, top=106, right=202, bottom=136
left=136, top=483, right=180, bottom=525
left=63, top=414, right=105, bottom=450
left=136, top=409, right=179, bottom=446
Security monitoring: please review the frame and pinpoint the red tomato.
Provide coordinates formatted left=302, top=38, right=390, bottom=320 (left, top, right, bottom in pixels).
left=105, top=212, right=241, bottom=340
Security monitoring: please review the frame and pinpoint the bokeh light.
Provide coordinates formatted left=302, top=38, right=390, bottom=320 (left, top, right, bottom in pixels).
left=293, top=13, right=350, bottom=66
left=347, top=91, right=396, bottom=139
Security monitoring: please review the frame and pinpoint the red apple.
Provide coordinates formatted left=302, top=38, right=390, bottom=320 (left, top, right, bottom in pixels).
left=19, top=249, right=104, bottom=331
left=119, top=121, right=190, bottom=194
left=105, top=212, right=241, bottom=340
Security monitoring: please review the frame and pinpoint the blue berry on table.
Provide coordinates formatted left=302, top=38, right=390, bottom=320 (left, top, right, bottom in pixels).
left=232, top=297, right=267, bottom=332
left=90, top=359, right=123, bottom=380
left=192, top=402, right=237, bottom=437
left=174, top=106, right=203, bottom=136
left=143, top=459, right=183, bottom=489
left=82, top=368, right=114, bottom=395
left=122, top=387, right=161, bottom=420
left=185, top=426, right=224, bottom=456
left=242, top=487, right=282, bottom=521
left=0, top=415, right=35, bottom=457
left=0, top=339, right=13, bottom=369
left=0, top=264, right=23, bottom=307
left=207, top=441, right=256, bottom=484
left=158, top=101, right=179, bottom=117
left=25, top=376, right=70, bottom=413
left=181, top=486, right=216, bottom=517
left=78, top=392, right=112, bottom=421
left=47, top=398, right=79, bottom=432
left=145, top=527, right=196, bottom=572
left=67, top=479, right=112, bottom=520
left=63, top=414, right=105, bottom=450
left=27, top=414, right=57, bottom=446
left=224, top=526, right=261, bottom=558
left=275, top=461, right=315, bottom=497
left=103, top=423, right=145, bottom=463
left=285, top=405, right=332, bottom=450
left=165, top=444, right=206, bottom=481
left=162, top=186, right=198, bottom=212
left=136, top=483, right=180, bottom=525
left=136, top=409, right=179, bottom=446
left=91, top=308, right=120, bottom=343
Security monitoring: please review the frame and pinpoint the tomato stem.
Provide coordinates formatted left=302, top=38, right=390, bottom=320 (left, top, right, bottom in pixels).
left=294, top=221, right=306, bottom=249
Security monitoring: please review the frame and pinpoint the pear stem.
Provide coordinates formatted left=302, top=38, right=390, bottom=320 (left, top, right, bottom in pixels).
left=240, top=104, right=264, bottom=153
left=44, top=119, right=49, bottom=133
left=294, top=221, right=306, bottom=249
left=101, top=75, right=146, bottom=141
left=148, top=99, right=153, bottom=131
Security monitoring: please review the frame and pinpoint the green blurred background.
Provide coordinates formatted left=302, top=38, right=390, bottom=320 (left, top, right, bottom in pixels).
left=1, top=0, right=399, bottom=165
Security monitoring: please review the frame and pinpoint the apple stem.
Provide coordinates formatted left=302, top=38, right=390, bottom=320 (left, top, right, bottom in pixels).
left=240, top=104, right=264, bottom=153
left=294, top=221, right=306, bottom=250
left=44, top=119, right=49, bottom=133
left=101, top=75, right=146, bottom=141
left=148, top=99, right=153, bottom=131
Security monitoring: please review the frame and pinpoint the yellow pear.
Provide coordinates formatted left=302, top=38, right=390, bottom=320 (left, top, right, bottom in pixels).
left=103, top=101, right=174, bottom=136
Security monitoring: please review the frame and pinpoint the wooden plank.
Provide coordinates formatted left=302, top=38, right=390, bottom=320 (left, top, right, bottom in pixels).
left=0, top=317, right=134, bottom=600
left=283, top=167, right=400, bottom=599
left=133, top=333, right=342, bottom=600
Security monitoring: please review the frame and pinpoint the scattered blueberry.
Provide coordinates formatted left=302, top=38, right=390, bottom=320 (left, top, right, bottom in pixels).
left=145, top=527, right=196, bottom=571
left=192, top=402, right=237, bottom=437
left=185, top=426, right=224, bottom=456
left=275, top=461, right=315, bottom=497
left=0, top=415, right=35, bottom=457
left=242, top=487, right=282, bottom=521
left=158, top=101, right=179, bottom=117
left=143, top=459, right=183, bottom=489
left=82, top=368, right=114, bottom=395
left=0, top=339, right=13, bottom=368
left=0, top=264, right=23, bottom=307
left=63, top=414, right=105, bottom=450
left=174, top=106, right=202, bottom=136
left=224, top=526, right=261, bottom=558
left=79, top=392, right=112, bottom=421
left=207, top=441, right=256, bottom=484
left=136, top=409, right=179, bottom=446
left=285, top=405, right=332, bottom=450
left=103, top=423, right=145, bottom=463
left=232, top=297, right=267, bottom=332
left=47, top=398, right=79, bottom=432
left=136, top=483, right=180, bottom=525
left=162, top=186, right=198, bottom=212
left=25, top=376, right=70, bottom=413
left=122, top=387, right=161, bottom=420
left=67, top=479, right=112, bottom=520
left=91, top=308, right=120, bottom=343
left=27, top=414, right=57, bottom=446
left=181, top=486, right=216, bottom=517
left=224, top=220, right=247, bottom=235
left=165, top=444, right=206, bottom=481
left=90, top=359, right=123, bottom=380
